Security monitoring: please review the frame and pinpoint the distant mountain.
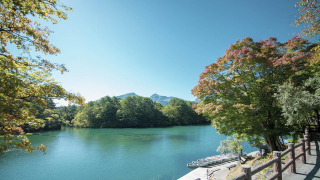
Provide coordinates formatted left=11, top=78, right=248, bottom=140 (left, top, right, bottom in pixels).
left=116, top=92, right=138, bottom=99
left=116, top=93, right=176, bottom=105
left=149, top=93, right=175, bottom=105
left=116, top=93, right=200, bottom=105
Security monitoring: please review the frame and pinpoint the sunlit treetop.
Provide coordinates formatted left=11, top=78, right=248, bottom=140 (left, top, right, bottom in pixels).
left=193, top=36, right=311, bottom=101
left=192, top=36, right=313, bottom=151
left=0, top=0, right=85, bottom=154
left=0, top=0, right=72, bottom=55
left=294, top=0, right=320, bottom=38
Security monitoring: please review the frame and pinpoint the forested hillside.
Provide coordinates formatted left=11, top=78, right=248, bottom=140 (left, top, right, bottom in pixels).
left=27, top=96, right=208, bottom=131
left=70, top=96, right=208, bottom=128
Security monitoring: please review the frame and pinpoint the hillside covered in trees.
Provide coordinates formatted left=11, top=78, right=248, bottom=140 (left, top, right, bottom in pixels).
left=30, top=96, right=208, bottom=131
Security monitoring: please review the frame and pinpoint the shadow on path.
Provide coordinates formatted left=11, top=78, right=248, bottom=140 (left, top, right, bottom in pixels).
left=304, top=133, right=320, bottom=180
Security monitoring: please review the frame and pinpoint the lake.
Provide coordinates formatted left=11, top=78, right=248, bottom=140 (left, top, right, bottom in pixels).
left=0, top=125, right=256, bottom=180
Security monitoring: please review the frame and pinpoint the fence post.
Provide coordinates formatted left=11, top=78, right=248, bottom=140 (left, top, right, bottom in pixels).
left=305, top=127, right=310, bottom=143
left=302, top=125, right=306, bottom=134
left=241, top=165, right=252, bottom=180
left=288, top=143, right=296, bottom=173
left=304, top=135, right=310, bottom=155
left=305, top=127, right=311, bottom=155
left=299, top=138, right=306, bottom=164
left=305, top=127, right=309, bottom=135
left=207, top=169, right=208, bottom=180
left=273, top=151, right=282, bottom=180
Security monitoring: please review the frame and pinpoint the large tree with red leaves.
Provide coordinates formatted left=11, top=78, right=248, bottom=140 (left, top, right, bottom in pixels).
left=192, top=37, right=313, bottom=151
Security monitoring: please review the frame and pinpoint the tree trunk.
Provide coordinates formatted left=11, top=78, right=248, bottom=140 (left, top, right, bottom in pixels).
left=264, top=134, right=277, bottom=151
left=264, top=134, right=285, bottom=151
left=260, top=110, right=286, bottom=151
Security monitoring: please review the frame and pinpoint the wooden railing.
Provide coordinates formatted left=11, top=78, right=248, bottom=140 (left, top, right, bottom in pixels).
left=306, top=124, right=320, bottom=132
left=298, top=124, right=320, bottom=133
left=229, top=131, right=311, bottom=180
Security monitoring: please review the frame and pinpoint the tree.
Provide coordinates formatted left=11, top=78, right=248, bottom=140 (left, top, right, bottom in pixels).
left=32, top=99, right=64, bottom=131
left=58, top=105, right=79, bottom=124
left=98, top=96, right=121, bottom=128
left=275, top=75, right=320, bottom=126
left=293, top=0, right=320, bottom=75
left=294, top=0, right=320, bottom=38
left=161, top=105, right=178, bottom=125
left=0, top=0, right=85, bottom=153
left=192, top=37, right=311, bottom=151
left=73, top=111, right=89, bottom=128
left=217, top=135, right=243, bottom=163
left=284, top=0, right=320, bottom=129
left=217, top=135, right=243, bottom=154
left=117, top=96, right=163, bottom=127
left=161, top=98, right=207, bottom=126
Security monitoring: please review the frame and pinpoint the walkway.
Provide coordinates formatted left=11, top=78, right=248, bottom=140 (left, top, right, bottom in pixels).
left=178, top=161, right=239, bottom=180
left=178, top=152, right=260, bottom=180
left=283, top=133, right=320, bottom=180
left=178, top=133, right=320, bottom=180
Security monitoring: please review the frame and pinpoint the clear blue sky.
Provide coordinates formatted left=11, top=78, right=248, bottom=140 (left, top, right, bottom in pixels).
left=43, top=0, right=303, bottom=105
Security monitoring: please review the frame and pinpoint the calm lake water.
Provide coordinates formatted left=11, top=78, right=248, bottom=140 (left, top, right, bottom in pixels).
left=1, top=125, right=256, bottom=180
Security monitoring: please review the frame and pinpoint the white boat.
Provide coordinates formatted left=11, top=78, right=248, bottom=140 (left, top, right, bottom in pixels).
left=187, top=163, right=201, bottom=168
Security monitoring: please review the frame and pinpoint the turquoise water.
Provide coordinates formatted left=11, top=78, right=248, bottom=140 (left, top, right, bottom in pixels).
left=0, top=126, right=256, bottom=180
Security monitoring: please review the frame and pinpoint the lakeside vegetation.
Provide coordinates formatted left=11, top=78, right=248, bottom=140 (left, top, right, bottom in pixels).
left=30, top=96, right=208, bottom=131
left=0, top=0, right=320, bottom=156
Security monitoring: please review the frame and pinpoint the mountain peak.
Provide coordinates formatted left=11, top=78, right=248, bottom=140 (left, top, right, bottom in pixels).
left=149, top=94, right=175, bottom=105
left=150, top=93, right=159, bottom=97
left=116, top=92, right=138, bottom=99
left=116, top=92, right=176, bottom=105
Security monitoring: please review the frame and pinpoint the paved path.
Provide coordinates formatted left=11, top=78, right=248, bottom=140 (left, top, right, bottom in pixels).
left=283, top=133, right=320, bottom=180
left=178, top=161, right=239, bottom=180
left=178, top=151, right=260, bottom=180
left=178, top=133, right=320, bottom=180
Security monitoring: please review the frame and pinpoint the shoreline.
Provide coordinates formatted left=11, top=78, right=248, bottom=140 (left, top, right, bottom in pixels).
left=178, top=151, right=259, bottom=180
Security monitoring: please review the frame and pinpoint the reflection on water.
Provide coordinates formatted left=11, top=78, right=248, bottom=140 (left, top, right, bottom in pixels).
left=0, top=125, right=256, bottom=180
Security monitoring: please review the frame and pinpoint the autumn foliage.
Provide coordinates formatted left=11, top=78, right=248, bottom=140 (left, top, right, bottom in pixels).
left=0, top=0, right=85, bottom=154
left=192, top=37, right=313, bottom=151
